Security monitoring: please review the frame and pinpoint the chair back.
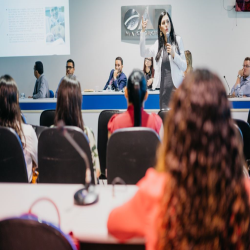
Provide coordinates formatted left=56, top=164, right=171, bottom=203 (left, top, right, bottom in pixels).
left=97, top=110, right=121, bottom=177
left=0, top=127, right=28, bottom=183
left=38, top=126, right=95, bottom=184
left=40, top=109, right=56, bottom=127
left=49, top=90, right=54, bottom=98
left=0, top=216, right=76, bottom=250
left=234, top=119, right=250, bottom=160
left=107, top=127, right=160, bottom=184
left=31, top=125, right=48, bottom=139
left=234, top=124, right=243, bottom=143
left=247, top=109, right=250, bottom=125
left=158, top=109, right=170, bottom=124
left=21, top=113, right=27, bottom=124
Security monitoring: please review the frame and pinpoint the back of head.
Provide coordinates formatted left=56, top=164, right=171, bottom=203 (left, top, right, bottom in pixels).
left=35, top=61, right=44, bottom=75
left=157, top=69, right=250, bottom=249
left=0, top=75, right=24, bottom=145
left=55, top=76, right=84, bottom=130
left=127, top=70, right=147, bottom=126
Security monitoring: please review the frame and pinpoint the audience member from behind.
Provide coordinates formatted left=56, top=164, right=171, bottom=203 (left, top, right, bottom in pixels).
left=103, top=57, right=127, bottom=91
left=0, top=75, right=38, bottom=182
left=29, top=61, right=50, bottom=99
left=55, top=59, right=76, bottom=97
left=108, top=70, right=163, bottom=138
left=231, top=57, right=250, bottom=97
left=107, top=69, right=250, bottom=250
left=54, top=76, right=100, bottom=183
left=143, top=57, right=155, bottom=89
left=184, top=50, right=193, bottom=76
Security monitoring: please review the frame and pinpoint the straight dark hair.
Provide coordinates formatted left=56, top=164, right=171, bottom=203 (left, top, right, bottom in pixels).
left=143, top=57, right=155, bottom=78
left=155, top=11, right=180, bottom=62
left=127, top=70, right=147, bottom=126
left=55, top=76, right=84, bottom=130
left=0, top=75, right=25, bottom=148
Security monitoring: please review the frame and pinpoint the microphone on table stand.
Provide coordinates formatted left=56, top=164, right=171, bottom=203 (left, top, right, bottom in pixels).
left=57, top=121, right=98, bottom=206
left=224, top=76, right=233, bottom=97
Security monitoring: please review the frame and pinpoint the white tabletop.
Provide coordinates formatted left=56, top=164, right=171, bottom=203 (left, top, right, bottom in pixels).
left=0, top=183, right=142, bottom=244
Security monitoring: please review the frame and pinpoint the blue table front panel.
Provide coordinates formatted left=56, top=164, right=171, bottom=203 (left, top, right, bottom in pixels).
left=19, top=94, right=160, bottom=110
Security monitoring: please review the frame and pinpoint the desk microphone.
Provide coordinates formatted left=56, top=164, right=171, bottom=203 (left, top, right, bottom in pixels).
left=223, top=76, right=231, bottom=95
left=57, top=121, right=98, bottom=206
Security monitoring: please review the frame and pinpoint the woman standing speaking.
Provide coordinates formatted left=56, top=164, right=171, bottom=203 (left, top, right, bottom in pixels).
left=140, top=11, right=187, bottom=109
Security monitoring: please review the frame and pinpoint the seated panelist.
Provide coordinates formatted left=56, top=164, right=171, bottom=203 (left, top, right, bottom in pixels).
left=103, top=57, right=127, bottom=91
left=108, top=70, right=163, bottom=138
left=231, top=57, right=250, bottom=97
left=29, top=61, right=50, bottom=99
left=55, top=59, right=76, bottom=98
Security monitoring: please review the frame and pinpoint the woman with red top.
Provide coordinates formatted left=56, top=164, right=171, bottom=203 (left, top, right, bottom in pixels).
left=108, top=70, right=163, bottom=138
left=107, top=69, right=250, bottom=249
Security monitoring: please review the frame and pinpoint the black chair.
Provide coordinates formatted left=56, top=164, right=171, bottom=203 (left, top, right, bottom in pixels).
left=234, top=124, right=243, bottom=143
left=0, top=127, right=28, bottom=183
left=97, top=110, right=122, bottom=178
left=40, top=109, right=56, bottom=127
left=107, top=127, right=160, bottom=184
left=247, top=109, right=250, bottom=125
left=31, top=125, right=48, bottom=139
left=234, top=119, right=250, bottom=161
left=0, top=217, right=76, bottom=250
left=158, top=109, right=170, bottom=124
left=38, top=126, right=95, bottom=184
left=21, top=113, right=27, bottom=124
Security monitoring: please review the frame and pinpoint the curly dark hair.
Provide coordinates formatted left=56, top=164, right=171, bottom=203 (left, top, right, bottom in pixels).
left=0, top=75, right=25, bottom=148
left=156, top=69, right=250, bottom=249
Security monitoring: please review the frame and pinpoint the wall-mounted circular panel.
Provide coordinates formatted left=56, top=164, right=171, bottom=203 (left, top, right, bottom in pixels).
left=124, top=9, right=140, bottom=31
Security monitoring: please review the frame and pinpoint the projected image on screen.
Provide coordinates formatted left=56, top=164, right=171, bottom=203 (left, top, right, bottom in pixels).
left=235, top=0, right=250, bottom=11
left=0, top=0, right=70, bottom=57
left=45, top=6, right=65, bottom=44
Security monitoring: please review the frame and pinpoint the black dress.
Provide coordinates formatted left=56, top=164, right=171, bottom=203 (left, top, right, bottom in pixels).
left=145, top=70, right=152, bottom=89
left=160, top=45, right=175, bottom=109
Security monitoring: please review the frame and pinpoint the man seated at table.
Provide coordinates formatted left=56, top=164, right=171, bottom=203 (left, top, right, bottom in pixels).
left=231, top=57, right=250, bottom=97
left=103, top=57, right=127, bottom=91
left=29, top=61, right=50, bottom=99
left=55, top=59, right=76, bottom=97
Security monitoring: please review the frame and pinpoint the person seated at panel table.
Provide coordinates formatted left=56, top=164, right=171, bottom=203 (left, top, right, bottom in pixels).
left=28, top=61, right=50, bottom=99
left=184, top=50, right=193, bottom=77
left=103, top=57, right=127, bottom=91
left=55, top=59, right=76, bottom=98
left=231, top=57, right=250, bottom=97
left=108, top=70, right=163, bottom=138
left=54, top=75, right=100, bottom=183
left=0, top=75, right=38, bottom=183
left=143, top=57, right=155, bottom=89
left=107, top=69, right=250, bottom=250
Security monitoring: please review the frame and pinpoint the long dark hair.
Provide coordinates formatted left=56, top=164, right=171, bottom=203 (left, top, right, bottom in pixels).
left=156, top=69, right=250, bottom=249
left=155, top=11, right=180, bottom=62
left=143, top=58, right=155, bottom=78
left=127, top=70, right=147, bottom=127
left=0, top=75, right=25, bottom=147
left=55, top=76, right=84, bottom=130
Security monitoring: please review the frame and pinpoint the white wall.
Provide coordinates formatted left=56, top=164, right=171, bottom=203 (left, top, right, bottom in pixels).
left=0, top=0, right=249, bottom=95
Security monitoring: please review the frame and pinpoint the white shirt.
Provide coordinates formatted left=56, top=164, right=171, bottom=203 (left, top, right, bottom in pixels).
left=21, top=124, right=38, bottom=182
left=140, top=32, right=187, bottom=89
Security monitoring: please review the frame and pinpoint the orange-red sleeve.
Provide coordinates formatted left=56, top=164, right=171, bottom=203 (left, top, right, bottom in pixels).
left=107, top=187, right=147, bottom=242
left=107, top=114, right=118, bottom=133
left=107, top=168, right=167, bottom=242
left=151, top=113, right=163, bottom=134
